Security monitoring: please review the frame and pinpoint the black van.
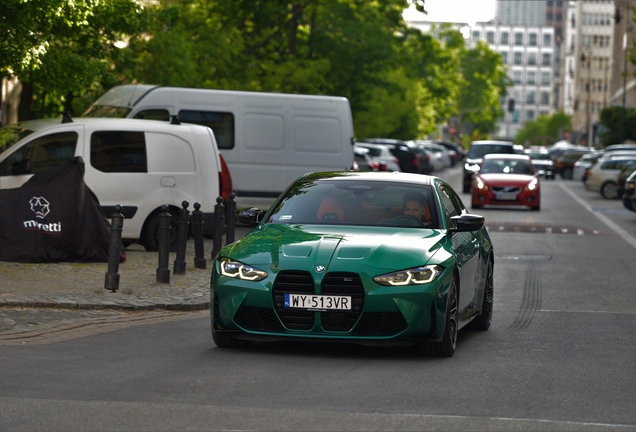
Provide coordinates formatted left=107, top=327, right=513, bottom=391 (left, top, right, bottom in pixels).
left=463, top=140, right=515, bottom=193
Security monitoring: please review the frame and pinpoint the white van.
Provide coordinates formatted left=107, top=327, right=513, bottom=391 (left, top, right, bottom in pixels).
left=83, top=85, right=355, bottom=206
left=0, top=117, right=232, bottom=250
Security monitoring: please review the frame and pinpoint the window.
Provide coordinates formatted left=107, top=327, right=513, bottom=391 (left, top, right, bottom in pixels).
left=526, top=91, right=535, bottom=104
left=528, top=52, right=537, bottom=65
left=91, top=131, right=147, bottom=173
left=527, top=71, right=536, bottom=85
left=513, top=70, right=522, bottom=84
left=515, top=32, right=523, bottom=45
left=134, top=110, right=169, bottom=121
left=473, top=30, right=480, bottom=39
left=542, top=53, right=551, bottom=66
left=0, top=132, right=78, bottom=176
left=511, top=110, right=520, bottom=123
left=514, top=52, right=523, bottom=65
left=487, top=31, right=495, bottom=43
left=540, top=92, right=550, bottom=105
left=526, top=110, right=535, bottom=121
left=179, top=110, right=235, bottom=149
left=542, top=72, right=551, bottom=85
left=543, top=34, right=552, bottom=46
left=529, top=33, right=537, bottom=46
left=501, top=51, right=509, bottom=64
left=439, top=185, right=464, bottom=226
left=501, top=32, right=509, bottom=44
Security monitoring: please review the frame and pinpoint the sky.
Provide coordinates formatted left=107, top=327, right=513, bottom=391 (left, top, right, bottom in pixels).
left=403, top=0, right=497, bottom=27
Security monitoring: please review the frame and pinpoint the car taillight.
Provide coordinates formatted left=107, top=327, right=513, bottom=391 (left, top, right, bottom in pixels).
left=379, top=162, right=388, bottom=171
left=413, top=155, right=419, bottom=169
left=370, top=161, right=380, bottom=170
left=219, top=154, right=233, bottom=201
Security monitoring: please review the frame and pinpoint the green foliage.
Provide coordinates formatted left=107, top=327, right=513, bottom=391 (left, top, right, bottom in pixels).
left=514, top=111, right=572, bottom=146
left=598, top=106, right=636, bottom=146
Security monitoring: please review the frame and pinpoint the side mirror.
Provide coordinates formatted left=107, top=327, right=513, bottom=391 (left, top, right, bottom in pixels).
left=236, top=207, right=266, bottom=227
left=449, top=213, right=485, bottom=233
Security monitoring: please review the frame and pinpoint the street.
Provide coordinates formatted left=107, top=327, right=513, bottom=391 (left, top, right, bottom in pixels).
left=1, top=168, right=636, bottom=431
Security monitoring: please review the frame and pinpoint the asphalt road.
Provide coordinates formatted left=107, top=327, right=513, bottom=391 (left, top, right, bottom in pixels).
left=1, top=167, right=636, bottom=431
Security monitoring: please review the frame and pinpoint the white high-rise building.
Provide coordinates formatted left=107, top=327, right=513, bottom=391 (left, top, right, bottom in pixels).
left=469, top=23, right=556, bottom=140
left=496, top=0, right=547, bottom=27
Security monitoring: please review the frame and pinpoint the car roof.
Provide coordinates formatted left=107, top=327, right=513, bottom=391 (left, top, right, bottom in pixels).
left=482, top=153, right=531, bottom=161
left=471, top=140, right=514, bottom=146
left=6, top=116, right=208, bottom=133
left=300, top=171, right=436, bottom=186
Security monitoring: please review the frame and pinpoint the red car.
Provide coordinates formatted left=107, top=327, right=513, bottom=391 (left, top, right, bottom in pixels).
left=471, top=154, right=541, bottom=211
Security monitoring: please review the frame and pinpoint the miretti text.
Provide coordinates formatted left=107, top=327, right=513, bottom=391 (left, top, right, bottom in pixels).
left=23, top=220, right=62, bottom=233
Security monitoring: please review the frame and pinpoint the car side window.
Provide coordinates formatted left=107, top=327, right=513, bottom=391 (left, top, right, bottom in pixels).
left=90, top=131, right=147, bottom=173
left=179, top=110, right=235, bottom=150
left=0, top=132, right=77, bottom=176
left=439, top=185, right=464, bottom=228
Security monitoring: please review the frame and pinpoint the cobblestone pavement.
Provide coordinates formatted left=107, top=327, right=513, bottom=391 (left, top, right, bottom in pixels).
left=0, top=227, right=252, bottom=337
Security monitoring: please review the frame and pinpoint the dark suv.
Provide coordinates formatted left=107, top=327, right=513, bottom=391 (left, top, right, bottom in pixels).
left=463, top=140, right=515, bottom=192
left=360, top=138, right=421, bottom=173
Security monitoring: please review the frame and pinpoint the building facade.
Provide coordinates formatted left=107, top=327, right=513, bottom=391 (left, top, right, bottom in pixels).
left=469, top=23, right=556, bottom=140
left=561, top=0, right=615, bottom=145
left=496, top=0, right=547, bottom=27
left=609, top=0, right=636, bottom=126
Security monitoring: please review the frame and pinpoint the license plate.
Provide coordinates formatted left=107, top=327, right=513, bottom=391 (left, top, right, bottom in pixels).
left=284, top=293, right=351, bottom=310
left=495, top=193, right=517, bottom=201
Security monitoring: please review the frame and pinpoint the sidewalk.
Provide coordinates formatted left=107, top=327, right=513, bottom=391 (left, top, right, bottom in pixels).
left=0, top=227, right=252, bottom=312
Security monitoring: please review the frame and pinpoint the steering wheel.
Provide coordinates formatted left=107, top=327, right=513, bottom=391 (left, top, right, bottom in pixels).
left=378, top=214, right=425, bottom=227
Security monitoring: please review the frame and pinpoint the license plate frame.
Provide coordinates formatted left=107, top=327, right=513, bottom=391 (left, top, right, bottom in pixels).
left=284, top=293, right=352, bottom=310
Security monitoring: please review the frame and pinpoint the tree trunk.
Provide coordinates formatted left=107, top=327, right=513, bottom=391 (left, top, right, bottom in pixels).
left=18, top=82, right=34, bottom=122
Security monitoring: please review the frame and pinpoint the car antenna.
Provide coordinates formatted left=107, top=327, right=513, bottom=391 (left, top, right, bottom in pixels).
left=170, top=115, right=181, bottom=125
left=61, top=112, right=73, bottom=123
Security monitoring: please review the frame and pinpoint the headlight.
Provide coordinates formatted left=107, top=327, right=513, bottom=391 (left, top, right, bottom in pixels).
left=374, top=265, right=443, bottom=286
left=464, top=163, right=480, bottom=173
left=526, top=177, right=539, bottom=191
left=475, top=178, right=488, bottom=190
left=219, top=257, right=268, bottom=281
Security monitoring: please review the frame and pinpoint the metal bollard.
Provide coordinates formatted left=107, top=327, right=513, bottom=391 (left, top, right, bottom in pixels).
left=225, top=192, right=236, bottom=245
left=211, top=197, right=225, bottom=259
left=173, top=201, right=190, bottom=275
left=192, top=202, right=206, bottom=269
left=156, top=205, right=171, bottom=284
left=104, top=204, right=124, bottom=292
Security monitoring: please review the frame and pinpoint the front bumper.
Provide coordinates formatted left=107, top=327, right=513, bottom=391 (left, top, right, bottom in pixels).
left=472, top=187, right=540, bottom=207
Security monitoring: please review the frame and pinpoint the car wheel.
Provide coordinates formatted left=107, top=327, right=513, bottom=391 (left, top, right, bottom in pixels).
left=212, top=331, right=252, bottom=348
left=422, top=278, right=458, bottom=357
left=531, top=204, right=540, bottom=211
left=471, top=201, right=483, bottom=209
left=470, top=259, right=493, bottom=331
left=601, top=182, right=619, bottom=199
left=141, top=209, right=179, bottom=252
left=562, top=168, right=573, bottom=179
left=463, top=183, right=471, bottom=193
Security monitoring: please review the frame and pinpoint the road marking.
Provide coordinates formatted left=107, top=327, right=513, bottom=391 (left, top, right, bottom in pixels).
left=560, top=183, right=636, bottom=250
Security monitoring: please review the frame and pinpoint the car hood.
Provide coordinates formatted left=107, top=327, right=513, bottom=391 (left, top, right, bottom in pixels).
left=222, top=224, right=448, bottom=273
left=479, top=174, right=535, bottom=186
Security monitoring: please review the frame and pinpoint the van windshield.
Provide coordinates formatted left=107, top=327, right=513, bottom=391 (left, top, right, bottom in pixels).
left=468, top=144, right=514, bottom=159
left=0, top=126, right=34, bottom=154
left=82, top=105, right=131, bottom=118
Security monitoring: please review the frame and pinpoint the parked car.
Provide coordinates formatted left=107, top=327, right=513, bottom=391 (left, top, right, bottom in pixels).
left=435, top=141, right=463, bottom=166
left=573, top=151, right=604, bottom=182
left=622, top=170, right=636, bottom=211
left=525, top=150, right=555, bottom=179
left=554, top=149, right=593, bottom=179
left=584, top=155, right=636, bottom=199
left=212, top=171, right=494, bottom=357
left=360, top=138, right=420, bottom=173
left=420, top=141, right=452, bottom=168
left=463, top=140, right=515, bottom=193
left=471, top=154, right=540, bottom=211
left=353, top=146, right=380, bottom=172
left=407, top=142, right=434, bottom=174
left=616, top=160, right=636, bottom=197
left=0, top=116, right=232, bottom=251
left=421, top=146, right=445, bottom=173
left=354, top=143, right=399, bottom=172
left=603, top=144, right=636, bottom=154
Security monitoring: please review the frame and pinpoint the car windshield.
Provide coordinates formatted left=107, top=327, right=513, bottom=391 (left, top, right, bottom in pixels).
left=0, top=126, right=35, bottom=154
left=266, top=177, right=440, bottom=228
left=468, top=144, right=514, bottom=159
left=481, top=159, right=533, bottom=175
left=528, top=153, right=550, bottom=160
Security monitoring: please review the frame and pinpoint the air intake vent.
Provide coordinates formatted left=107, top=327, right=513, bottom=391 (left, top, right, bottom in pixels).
left=273, top=271, right=315, bottom=330
left=320, top=272, right=364, bottom=331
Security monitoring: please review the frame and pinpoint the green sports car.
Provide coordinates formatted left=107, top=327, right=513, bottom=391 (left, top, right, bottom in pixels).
left=211, top=171, right=494, bottom=357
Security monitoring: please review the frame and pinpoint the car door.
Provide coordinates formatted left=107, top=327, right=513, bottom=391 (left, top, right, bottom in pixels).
left=0, top=129, right=81, bottom=189
left=439, top=184, right=480, bottom=315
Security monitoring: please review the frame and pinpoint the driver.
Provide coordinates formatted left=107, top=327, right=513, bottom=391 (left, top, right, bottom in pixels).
left=403, top=191, right=431, bottom=225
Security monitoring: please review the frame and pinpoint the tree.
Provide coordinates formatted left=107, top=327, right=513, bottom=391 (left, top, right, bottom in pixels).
left=598, top=106, right=636, bottom=146
left=514, top=111, right=572, bottom=146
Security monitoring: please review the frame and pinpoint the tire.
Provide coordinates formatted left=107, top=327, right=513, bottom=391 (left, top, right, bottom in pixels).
left=601, top=182, right=619, bottom=200
left=471, top=202, right=483, bottom=210
left=470, top=259, right=493, bottom=331
left=422, top=278, right=458, bottom=357
left=531, top=204, right=540, bottom=211
left=141, top=209, right=179, bottom=252
left=463, top=183, right=471, bottom=193
left=212, top=331, right=252, bottom=348
left=562, top=168, right=573, bottom=180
